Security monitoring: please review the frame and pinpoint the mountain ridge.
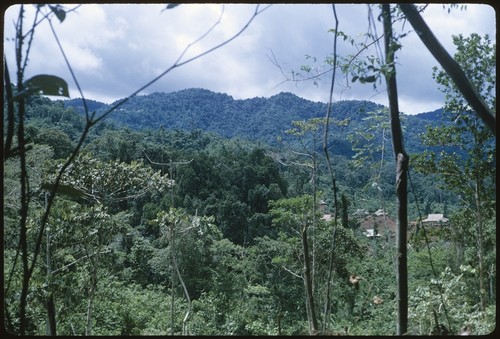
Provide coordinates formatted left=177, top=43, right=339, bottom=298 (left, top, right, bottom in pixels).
left=64, top=88, right=445, bottom=154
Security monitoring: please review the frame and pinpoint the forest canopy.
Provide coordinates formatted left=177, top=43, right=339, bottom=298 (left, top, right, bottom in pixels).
left=2, top=3, right=495, bottom=336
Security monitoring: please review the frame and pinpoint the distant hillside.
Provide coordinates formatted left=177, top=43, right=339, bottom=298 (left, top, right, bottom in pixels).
left=415, top=108, right=445, bottom=121
left=64, top=88, right=446, bottom=156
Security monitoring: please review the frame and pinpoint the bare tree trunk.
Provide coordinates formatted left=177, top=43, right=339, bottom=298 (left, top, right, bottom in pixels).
left=85, top=254, right=97, bottom=336
left=45, top=197, right=56, bottom=336
left=474, top=179, right=485, bottom=310
left=45, top=294, right=57, bottom=336
left=3, top=60, right=15, bottom=160
left=311, top=147, right=317, bottom=294
left=169, top=218, right=191, bottom=335
left=322, top=5, right=340, bottom=334
left=382, top=4, right=408, bottom=335
left=18, top=65, right=30, bottom=339
left=170, top=274, right=175, bottom=336
left=85, top=287, right=95, bottom=336
left=302, top=224, right=318, bottom=334
left=173, top=252, right=191, bottom=335
left=169, top=221, right=176, bottom=335
left=322, top=226, right=337, bottom=333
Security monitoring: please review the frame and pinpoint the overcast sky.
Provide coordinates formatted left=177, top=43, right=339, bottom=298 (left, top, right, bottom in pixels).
left=3, top=3, right=496, bottom=115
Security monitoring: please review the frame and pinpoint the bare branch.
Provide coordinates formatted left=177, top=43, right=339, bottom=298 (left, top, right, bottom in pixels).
left=50, top=249, right=111, bottom=275
left=142, top=150, right=193, bottom=167
left=47, top=17, right=91, bottom=121
left=281, top=265, right=303, bottom=280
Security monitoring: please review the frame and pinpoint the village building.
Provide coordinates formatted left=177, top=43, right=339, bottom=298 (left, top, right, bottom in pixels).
left=363, top=228, right=382, bottom=239
left=352, top=209, right=369, bottom=218
left=352, top=208, right=397, bottom=239
left=348, top=207, right=449, bottom=241
left=421, top=213, right=449, bottom=227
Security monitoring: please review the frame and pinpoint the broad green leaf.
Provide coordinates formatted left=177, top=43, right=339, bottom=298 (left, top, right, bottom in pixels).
left=24, top=74, right=69, bottom=97
left=165, top=3, right=180, bottom=10
left=49, top=5, right=66, bottom=22
left=360, top=75, right=376, bottom=83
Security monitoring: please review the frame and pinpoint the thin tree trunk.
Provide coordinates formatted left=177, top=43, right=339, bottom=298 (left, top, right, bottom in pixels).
left=14, top=6, right=31, bottom=334
left=394, top=154, right=409, bottom=335
left=45, top=294, right=57, bottom=336
left=311, top=147, right=317, bottom=294
left=382, top=4, right=409, bottom=335
left=18, top=62, right=30, bottom=339
left=169, top=218, right=191, bottom=335
left=85, top=286, right=95, bottom=336
left=302, top=224, right=318, bottom=334
left=474, top=179, right=485, bottom=310
left=322, top=227, right=337, bottom=333
left=170, top=218, right=176, bottom=336
left=45, top=197, right=56, bottom=336
left=170, top=274, right=175, bottom=336
left=322, top=5, right=340, bottom=334
left=173, top=252, right=191, bottom=335
left=3, top=60, right=15, bottom=160
left=85, top=253, right=97, bottom=336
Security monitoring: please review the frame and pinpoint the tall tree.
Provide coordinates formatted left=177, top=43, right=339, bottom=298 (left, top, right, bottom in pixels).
left=382, top=4, right=409, bottom=335
left=413, top=33, right=496, bottom=312
left=269, top=196, right=319, bottom=334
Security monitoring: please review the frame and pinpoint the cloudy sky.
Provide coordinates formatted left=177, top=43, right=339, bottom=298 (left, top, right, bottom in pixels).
left=3, top=3, right=496, bottom=115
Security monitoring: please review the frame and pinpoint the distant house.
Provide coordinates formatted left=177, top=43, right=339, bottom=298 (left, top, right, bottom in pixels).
left=319, top=200, right=328, bottom=214
left=352, top=209, right=369, bottom=217
left=363, top=228, right=382, bottom=239
left=351, top=208, right=397, bottom=238
left=421, top=214, right=449, bottom=227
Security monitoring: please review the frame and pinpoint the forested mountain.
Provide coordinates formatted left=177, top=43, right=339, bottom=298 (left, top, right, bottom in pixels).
left=5, top=89, right=495, bottom=336
left=5, top=2, right=495, bottom=333
left=64, top=88, right=446, bottom=156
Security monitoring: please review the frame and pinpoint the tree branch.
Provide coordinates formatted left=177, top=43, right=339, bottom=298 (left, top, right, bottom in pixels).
left=398, top=4, right=496, bottom=134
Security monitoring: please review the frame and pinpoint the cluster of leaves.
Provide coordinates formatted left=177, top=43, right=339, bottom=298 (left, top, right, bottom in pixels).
left=409, top=265, right=496, bottom=335
left=45, top=152, right=173, bottom=207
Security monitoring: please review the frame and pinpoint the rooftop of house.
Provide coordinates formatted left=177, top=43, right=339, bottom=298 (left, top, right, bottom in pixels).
left=363, top=228, right=382, bottom=238
left=422, top=214, right=449, bottom=223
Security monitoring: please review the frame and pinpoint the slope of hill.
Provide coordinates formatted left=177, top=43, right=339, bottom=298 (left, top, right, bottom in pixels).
left=64, top=88, right=445, bottom=156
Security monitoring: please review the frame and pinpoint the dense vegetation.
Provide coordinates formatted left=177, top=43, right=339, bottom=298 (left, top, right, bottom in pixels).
left=4, top=90, right=495, bottom=335
left=3, top=4, right=495, bottom=336
left=63, top=89, right=451, bottom=156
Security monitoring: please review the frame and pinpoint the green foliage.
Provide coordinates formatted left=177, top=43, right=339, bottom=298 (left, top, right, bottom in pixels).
left=4, top=60, right=494, bottom=334
left=63, top=88, right=444, bottom=156
left=23, top=75, right=69, bottom=98
left=409, top=265, right=496, bottom=335
left=26, top=126, right=75, bottom=159
left=76, top=277, right=174, bottom=335
left=46, top=152, right=172, bottom=209
left=13, top=3, right=494, bottom=336
left=412, top=32, right=496, bottom=314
